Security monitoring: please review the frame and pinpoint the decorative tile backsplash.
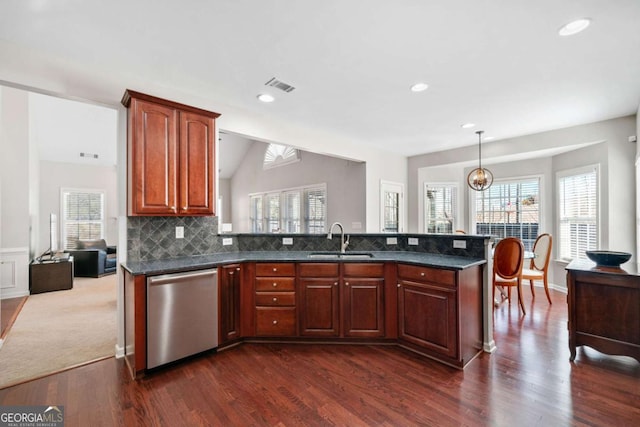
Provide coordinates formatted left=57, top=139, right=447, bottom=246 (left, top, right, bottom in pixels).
left=127, top=216, right=489, bottom=262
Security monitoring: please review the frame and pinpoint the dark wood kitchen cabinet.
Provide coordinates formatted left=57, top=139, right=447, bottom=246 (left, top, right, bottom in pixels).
left=122, top=90, right=220, bottom=216
left=254, top=263, right=297, bottom=336
left=298, top=263, right=385, bottom=338
left=298, top=263, right=341, bottom=337
left=219, top=264, right=242, bottom=344
left=342, top=263, right=385, bottom=338
left=397, top=263, right=482, bottom=368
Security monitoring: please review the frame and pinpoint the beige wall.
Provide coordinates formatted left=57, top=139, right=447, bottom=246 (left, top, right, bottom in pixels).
left=409, top=115, right=637, bottom=289
left=38, top=160, right=118, bottom=254
left=230, top=143, right=366, bottom=233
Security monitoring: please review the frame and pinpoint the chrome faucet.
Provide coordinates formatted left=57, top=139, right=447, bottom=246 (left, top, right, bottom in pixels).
left=327, top=222, right=349, bottom=253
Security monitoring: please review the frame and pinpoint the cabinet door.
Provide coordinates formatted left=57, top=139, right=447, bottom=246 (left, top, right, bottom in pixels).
left=299, top=278, right=340, bottom=337
left=219, top=264, right=241, bottom=343
left=398, top=280, right=457, bottom=358
left=343, top=278, right=384, bottom=338
left=179, top=111, right=215, bottom=215
left=130, top=100, right=178, bottom=215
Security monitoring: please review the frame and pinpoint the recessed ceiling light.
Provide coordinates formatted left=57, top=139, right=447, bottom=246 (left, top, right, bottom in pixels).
left=461, top=123, right=475, bottom=129
left=410, top=82, right=429, bottom=92
left=257, top=94, right=275, bottom=103
left=558, top=18, right=591, bottom=36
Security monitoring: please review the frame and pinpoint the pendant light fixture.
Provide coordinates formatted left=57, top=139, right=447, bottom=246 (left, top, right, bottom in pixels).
left=467, top=130, right=493, bottom=191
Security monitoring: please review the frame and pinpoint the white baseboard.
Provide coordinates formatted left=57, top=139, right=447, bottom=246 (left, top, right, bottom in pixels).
left=1, top=247, right=30, bottom=299
left=115, top=344, right=125, bottom=359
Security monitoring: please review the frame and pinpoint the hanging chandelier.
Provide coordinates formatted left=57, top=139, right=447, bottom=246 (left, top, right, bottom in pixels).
left=467, top=130, right=493, bottom=191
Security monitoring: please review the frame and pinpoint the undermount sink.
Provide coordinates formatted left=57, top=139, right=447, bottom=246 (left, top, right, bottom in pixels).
left=307, top=252, right=374, bottom=259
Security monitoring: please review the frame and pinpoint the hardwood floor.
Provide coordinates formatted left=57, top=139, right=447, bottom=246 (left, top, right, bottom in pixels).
left=1, top=288, right=639, bottom=426
left=0, top=296, right=26, bottom=339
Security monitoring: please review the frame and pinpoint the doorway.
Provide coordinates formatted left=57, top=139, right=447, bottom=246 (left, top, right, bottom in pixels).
left=380, top=180, right=404, bottom=233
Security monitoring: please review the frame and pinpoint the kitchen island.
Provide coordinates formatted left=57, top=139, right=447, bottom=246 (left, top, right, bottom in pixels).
left=123, top=249, right=489, bottom=378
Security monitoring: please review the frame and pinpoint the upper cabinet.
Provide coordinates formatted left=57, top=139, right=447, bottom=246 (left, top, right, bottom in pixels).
left=122, top=90, right=220, bottom=216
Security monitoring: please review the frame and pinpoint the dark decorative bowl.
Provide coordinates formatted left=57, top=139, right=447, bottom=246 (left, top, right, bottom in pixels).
left=585, top=250, right=632, bottom=267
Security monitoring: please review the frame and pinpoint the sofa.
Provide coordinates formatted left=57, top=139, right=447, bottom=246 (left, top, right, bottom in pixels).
left=66, top=239, right=117, bottom=277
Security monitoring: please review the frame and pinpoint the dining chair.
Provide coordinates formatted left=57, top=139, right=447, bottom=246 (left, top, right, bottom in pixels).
left=493, top=237, right=526, bottom=315
left=522, top=233, right=553, bottom=304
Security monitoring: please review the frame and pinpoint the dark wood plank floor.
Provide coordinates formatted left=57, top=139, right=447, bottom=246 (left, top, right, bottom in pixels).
left=1, top=288, right=639, bottom=426
left=0, top=296, right=26, bottom=339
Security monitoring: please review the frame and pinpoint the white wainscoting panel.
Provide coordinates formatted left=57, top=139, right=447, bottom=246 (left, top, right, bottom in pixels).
left=0, top=247, right=30, bottom=299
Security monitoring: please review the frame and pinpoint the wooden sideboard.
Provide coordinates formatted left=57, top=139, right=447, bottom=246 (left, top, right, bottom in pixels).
left=566, top=259, right=640, bottom=363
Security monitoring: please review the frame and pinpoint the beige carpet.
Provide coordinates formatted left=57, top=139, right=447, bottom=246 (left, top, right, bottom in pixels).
left=0, top=274, right=117, bottom=388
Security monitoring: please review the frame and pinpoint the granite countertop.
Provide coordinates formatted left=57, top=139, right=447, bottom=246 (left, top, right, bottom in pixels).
left=122, top=251, right=487, bottom=276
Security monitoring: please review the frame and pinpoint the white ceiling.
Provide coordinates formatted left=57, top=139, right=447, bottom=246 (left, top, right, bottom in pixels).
left=1, top=1, right=639, bottom=157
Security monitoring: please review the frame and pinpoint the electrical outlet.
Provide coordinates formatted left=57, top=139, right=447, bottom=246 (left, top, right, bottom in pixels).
left=222, top=237, right=233, bottom=246
left=175, top=226, right=184, bottom=239
left=453, top=240, right=467, bottom=249
left=282, top=237, right=293, bottom=245
left=386, top=237, right=398, bottom=245
left=408, top=237, right=419, bottom=245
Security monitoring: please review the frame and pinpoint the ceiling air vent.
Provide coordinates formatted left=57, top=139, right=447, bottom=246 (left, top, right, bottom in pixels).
left=265, top=77, right=295, bottom=93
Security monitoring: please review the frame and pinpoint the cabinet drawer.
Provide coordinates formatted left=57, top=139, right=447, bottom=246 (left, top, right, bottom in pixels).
left=298, top=263, right=340, bottom=277
left=343, top=263, right=384, bottom=277
left=255, top=263, right=295, bottom=277
left=397, top=264, right=455, bottom=287
left=256, top=307, right=296, bottom=336
left=255, top=291, right=296, bottom=306
left=255, top=277, right=296, bottom=291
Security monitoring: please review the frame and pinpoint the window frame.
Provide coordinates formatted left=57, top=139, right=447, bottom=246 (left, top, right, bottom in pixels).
left=470, top=174, right=542, bottom=250
left=556, top=164, right=600, bottom=262
left=60, top=187, right=106, bottom=250
left=423, top=182, right=459, bottom=234
left=249, top=183, right=327, bottom=234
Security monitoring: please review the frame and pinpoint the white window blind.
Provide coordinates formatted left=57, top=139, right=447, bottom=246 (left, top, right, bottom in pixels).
left=474, top=177, right=540, bottom=250
left=249, top=184, right=326, bottom=234
left=424, top=184, right=457, bottom=233
left=304, top=186, right=326, bottom=233
left=250, top=195, right=263, bottom=233
left=558, top=167, right=598, bottom=261
left=61, top=189, right=105, bottom=249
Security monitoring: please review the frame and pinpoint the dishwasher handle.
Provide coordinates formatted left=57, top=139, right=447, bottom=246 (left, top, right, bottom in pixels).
left=147, top=269, right=216, bottom=286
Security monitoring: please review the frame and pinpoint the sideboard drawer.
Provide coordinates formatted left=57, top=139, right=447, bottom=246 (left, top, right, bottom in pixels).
left=255, top=277, right=296, bottom=291
left=255, top=292, right=296, bottom=306
left=256, top=307, right=296, bottom=336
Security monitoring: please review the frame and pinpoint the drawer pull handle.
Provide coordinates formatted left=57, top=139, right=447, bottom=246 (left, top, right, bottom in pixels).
left=272, top=320, right=278, bottom=325
left=236, top=267, right=240, bottom=271
left=420, top=272, right=425, bottom=277
left=273, top=282, right=278, bottom=287
left=273, top=297, right=278, bottom=302
left=273, top=268, right=277, bottom=272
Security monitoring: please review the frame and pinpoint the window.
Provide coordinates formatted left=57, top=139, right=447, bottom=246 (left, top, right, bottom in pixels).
left=557, top=166, right=598, bottom=261
left=424, top=183, right=458, bottom=233
left=380, top=181, right=404, bottom=233
left=473, top=177, right=540, bottom=250
left=263, top=143, right=300, bottom=169
left=249, top=184, right=326, bottom=233
left=61, top=188, right=105, bottom=249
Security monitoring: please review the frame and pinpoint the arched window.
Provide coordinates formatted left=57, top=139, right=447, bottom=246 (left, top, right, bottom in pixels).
left=263, top=143, right=300, bottom=169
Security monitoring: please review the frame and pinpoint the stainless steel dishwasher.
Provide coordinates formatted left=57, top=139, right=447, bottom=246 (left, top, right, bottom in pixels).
left=146, top=268, right=218, bottom=369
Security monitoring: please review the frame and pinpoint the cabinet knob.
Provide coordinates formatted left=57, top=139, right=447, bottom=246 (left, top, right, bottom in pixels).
left=181, top=206, right=187, bottom=211
left=334, top=282, right=338, bottom=286
left=345, top=281, right=350, bottom=286
left=170, top=206, right=177, bottom=212
left=272, top=320, right=278, bottom=325
left=236, top=267, right=240, bottom=271
left=420, top=272, right=425, bottom=277
left=273, top=268, right=277, bottom=272
left=273, top=297, right=278, bottom=302
left=272, top=282, right=278, bottom=287
left=397, top=283, right=401, bottom=288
